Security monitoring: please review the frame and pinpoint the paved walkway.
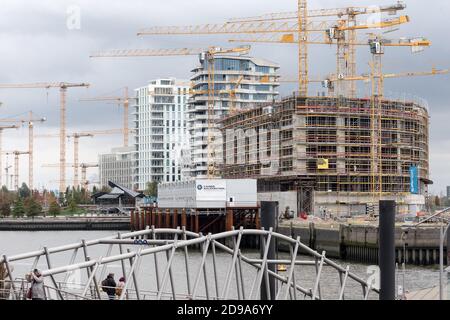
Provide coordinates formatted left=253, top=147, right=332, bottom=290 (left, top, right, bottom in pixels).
left=405, top=286, right=447, bottom=300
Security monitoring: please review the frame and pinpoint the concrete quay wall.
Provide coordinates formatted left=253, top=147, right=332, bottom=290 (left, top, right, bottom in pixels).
left=278, top=221, right=447, bottom=265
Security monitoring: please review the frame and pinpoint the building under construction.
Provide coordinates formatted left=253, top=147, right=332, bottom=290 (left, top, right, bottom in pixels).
left=219, top=94, right=430, bottom=217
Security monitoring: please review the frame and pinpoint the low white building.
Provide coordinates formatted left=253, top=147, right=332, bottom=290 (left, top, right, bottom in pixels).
left=99, top=146, right=135, bottom=190
left=158, top=179, right=257, bottom=209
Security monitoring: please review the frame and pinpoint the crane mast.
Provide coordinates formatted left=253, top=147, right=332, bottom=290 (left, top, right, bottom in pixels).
left=0, top=82, right=90, bottom=193
left=0, top=125, right=19, bottom=187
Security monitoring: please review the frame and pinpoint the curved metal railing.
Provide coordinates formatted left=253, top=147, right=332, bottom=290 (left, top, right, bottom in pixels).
left=0, top=227, right=379, bottom=300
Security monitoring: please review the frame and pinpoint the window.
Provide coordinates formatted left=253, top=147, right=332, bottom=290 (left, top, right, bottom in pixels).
left=256, top=66, right=269, bottom=73
left=257, top=85, right=270, bottom=91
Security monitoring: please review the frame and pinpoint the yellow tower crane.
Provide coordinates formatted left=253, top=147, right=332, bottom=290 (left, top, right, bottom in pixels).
left=228, top=2, right=407, bottom=97
left=228, top=75, right=244, bottom=115
left=275, top=37, right=435, bottom=92
left=4, top=150, right=30, bottom=190
left=42, top=163, right=98, bottom=189
left=0, top=125, right=19, bottom=187
left=0, top=112, right=47, bottom=189
left=37, top=129, right=130, bottom=187
left=0, top=82, right=90, bottom=193
left=79, top=87, right=134, bottom=147
left=365, top=35, right=431, bottom=198
left=80, top=163, right=99, bottom=188
left=91, top=45, right=251, bottom=178
left=229, top=15, right=410, bottom=97
left=137, top=2, right=407, bottom=97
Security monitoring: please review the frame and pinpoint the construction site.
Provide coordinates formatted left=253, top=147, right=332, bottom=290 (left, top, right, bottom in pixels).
left=1, top=0, right=450, bottom=304
left=219, top=94, right=430, bottom=217
left=0, top=0, right=446, bottom=220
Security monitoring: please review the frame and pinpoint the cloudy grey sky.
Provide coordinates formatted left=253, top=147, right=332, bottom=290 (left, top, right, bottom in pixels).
left=0, top=0, right=448, bottom=193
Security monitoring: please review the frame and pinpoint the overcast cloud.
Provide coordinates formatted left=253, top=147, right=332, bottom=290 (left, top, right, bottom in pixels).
left=0, top=0, right=448, bottom=193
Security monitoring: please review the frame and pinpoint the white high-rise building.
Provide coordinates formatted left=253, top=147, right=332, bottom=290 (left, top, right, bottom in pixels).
left=133, top=78, right=190, bottom=190
left=186, top=54, right=280, bottom=178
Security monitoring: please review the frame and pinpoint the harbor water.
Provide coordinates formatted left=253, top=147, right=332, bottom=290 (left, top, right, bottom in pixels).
left=0, top=231, right=442, bottom=300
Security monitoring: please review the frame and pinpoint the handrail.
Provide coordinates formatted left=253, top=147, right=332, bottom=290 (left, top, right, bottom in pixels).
left=1, top=227, right=379, bottom=300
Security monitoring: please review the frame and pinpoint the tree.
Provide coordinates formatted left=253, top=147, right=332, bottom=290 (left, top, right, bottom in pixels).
left=68, top=198, right=78, bottom=214
left=0, top=203, right=11, bottom=217
left=18, top=183, right=31, bottom=199
left=58, top=191, right=65, bottom=206
left=100, top=186, right=112, bottom=193
left=434, top=196, right=441, bottom=207
left=0, top=187, right=13, bottom=217
left=25, top=197, right=42, bottom=218
left=48, top=200, right=61, bottom=217
left=145, top=181, right=158, bottom=197
left=12, top=199, right=25, bottom=218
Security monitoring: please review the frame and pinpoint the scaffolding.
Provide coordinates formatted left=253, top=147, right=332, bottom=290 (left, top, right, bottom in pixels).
left=219, top=95, right=429, bottom=215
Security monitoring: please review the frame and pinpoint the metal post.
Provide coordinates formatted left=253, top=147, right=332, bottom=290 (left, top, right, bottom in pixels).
left=439, top=223, right=450, bottom=300
left=379, top=200, right=395, bottom=300
left=440, top=224, right=444, bottom=300
left=260, top=201, right=277, bottom=300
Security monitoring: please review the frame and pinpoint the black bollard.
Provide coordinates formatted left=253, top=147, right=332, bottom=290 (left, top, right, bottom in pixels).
left=379, top=200, right=396, bottom=300
left=260, top=201, right=278, bottom=300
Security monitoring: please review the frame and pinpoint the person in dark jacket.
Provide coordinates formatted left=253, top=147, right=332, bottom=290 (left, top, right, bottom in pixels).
left=103, top=273, right=117, bottom=300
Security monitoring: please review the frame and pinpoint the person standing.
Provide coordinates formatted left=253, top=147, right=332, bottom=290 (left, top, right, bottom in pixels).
left=102, top=273, right=117, bottom=300
left=27, top=269, right=45, bottom=300
left=115, top=277, right=125, bottom=298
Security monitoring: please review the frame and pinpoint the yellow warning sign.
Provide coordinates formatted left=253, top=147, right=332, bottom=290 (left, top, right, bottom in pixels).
left=317, top=158, right=329, bottom=169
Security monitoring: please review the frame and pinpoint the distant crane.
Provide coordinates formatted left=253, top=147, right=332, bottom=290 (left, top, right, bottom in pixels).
left=79, top=87, right=135, bottom=147
left=37, top=129, right=129, bottom=187
left=4, top=150, right=30, bottom=190
left=0, top=125, right=19, bottom=187
left=91, top=45, right=251, bottom=178
left=4, top=164, right=12, bottom=190
left=0, top=82, right=90, bottom=193
left=0, top=111, right=47, bottom=189
left=42, top=163, right=98, bottom=189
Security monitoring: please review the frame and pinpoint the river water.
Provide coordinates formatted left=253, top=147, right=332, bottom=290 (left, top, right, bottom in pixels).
left=0, top=231, right=442, bottom=300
